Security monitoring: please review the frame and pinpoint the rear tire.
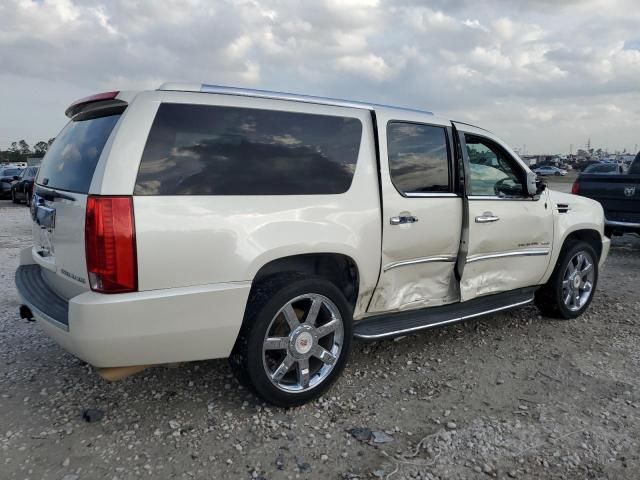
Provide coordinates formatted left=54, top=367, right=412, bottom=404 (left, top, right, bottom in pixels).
left=229, top=273, right=353, bottom=407
left=535, top=241, right=598, bottom=319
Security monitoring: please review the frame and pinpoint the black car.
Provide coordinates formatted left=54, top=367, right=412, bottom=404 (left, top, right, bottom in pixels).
left=11, top=166, right=38, bottom=206
left=0, top=166, right=23, bottom=199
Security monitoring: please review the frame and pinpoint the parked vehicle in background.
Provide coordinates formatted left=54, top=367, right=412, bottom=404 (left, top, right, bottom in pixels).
left=0, top=166, right=23, bottom=199
left=11, top=166, right=38, bottom=205
left=582, top=163, right=625, bottom=175
left=572, top=153, right=640, bottom=236
left=534, top=165, right=567, bottom=176
left=15, top=85, right=609, bottom=406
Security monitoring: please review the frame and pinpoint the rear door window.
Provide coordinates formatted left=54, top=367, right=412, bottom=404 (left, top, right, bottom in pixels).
left=135, top=103, right=363, bottom=195
left=387, top=122, right=451, bottom=195
left=37, top=112, right=122, bottom=193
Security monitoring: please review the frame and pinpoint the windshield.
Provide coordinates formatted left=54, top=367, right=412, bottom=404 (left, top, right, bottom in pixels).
left=1, top=168, right=21, bottom=176
left=36, top=112, right=122, bottom=193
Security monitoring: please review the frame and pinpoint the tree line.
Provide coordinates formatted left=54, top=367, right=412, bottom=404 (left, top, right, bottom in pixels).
left=0, top=138, right=55, bottom=163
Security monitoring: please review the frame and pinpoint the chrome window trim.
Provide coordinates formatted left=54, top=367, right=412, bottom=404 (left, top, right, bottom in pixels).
left=405, top=192, right=459, bottom=198
left=468, top=195, right=534, bottom=201
left=466, top=247, right=550, bottom=264
left=383, top=255, right=457, bottom=272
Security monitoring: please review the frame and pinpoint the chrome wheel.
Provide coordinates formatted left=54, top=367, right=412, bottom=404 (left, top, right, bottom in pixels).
left=262, top=293, right=344, bottom=393
left=562, top=251, right=595, bottom=311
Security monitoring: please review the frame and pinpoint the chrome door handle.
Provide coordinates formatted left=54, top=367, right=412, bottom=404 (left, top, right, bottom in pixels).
left=475, top=212, right=499, bottom=223
left=390, top=215, right=419, bottom=225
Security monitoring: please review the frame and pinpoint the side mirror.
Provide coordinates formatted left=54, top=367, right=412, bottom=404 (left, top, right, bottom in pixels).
left=536, top=179, right=547, bottom=195
left=526, top=171, right=538, bottom=196
left=13, top=175, right=19, bottom=180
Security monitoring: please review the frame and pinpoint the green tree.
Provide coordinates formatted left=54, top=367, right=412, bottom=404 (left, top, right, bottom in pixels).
left=18, top=140, right=31, bottom=156
left=33, top=141, right=49, bottom=156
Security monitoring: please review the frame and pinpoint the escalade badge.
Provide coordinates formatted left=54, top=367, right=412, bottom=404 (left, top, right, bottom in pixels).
left=624, top=186, right=636, bottom=197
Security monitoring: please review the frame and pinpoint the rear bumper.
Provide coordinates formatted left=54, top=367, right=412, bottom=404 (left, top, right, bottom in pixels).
left=15, top=259, right=250, bottom=368
left=605, top=219, right=640, bottom=234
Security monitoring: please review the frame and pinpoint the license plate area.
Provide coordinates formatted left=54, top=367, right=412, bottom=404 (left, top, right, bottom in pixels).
left=32, top=194, right=56, bottom=258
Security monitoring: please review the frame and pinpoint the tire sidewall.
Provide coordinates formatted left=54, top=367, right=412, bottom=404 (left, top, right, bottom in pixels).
left=245, top=277, right=353, bottom=407
left=552, top=242, right=599, bottom=319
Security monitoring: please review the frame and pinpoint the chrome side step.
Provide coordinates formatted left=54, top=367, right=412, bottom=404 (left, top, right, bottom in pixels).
left=354, top=287, right=537, bottom=340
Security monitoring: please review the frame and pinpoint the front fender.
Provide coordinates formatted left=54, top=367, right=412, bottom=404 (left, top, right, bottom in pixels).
left=541, top=190, right=606, bottom=283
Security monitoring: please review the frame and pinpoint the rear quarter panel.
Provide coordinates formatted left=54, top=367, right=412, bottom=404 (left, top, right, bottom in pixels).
left=102, top=91, right=382, bottom=319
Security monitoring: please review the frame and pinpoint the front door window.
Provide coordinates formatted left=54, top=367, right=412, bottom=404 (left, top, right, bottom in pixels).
left=465, top=135, right=525, bottom=197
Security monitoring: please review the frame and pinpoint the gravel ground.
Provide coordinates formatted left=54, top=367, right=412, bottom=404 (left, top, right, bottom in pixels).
left=1, top=199, right=639, bottom=480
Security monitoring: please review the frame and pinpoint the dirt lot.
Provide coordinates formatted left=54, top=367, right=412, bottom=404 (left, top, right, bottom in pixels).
left=1, top=198, right=639, bottom=480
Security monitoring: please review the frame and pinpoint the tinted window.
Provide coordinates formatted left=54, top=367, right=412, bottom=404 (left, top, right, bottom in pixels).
left=135, top=103, right=362, bottom=195
left=465, top=134, right=525, bottom=197
left=387, top=122, right=450, bottom=194
left=1, top=168, right=20, bottom=177
left=37, top=113, right=121, bottom=193
left=628, top=155, right=640, bottom=174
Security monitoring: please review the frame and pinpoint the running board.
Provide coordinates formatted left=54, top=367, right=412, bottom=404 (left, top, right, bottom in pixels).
left=354, top=287, right=537, bottom=340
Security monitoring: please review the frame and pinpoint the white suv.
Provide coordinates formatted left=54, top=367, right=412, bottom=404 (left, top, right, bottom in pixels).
left=16, top=84, right=609, bottom=406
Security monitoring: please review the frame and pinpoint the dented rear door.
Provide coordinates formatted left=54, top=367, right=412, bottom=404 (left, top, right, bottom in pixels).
left=368, top=111, right=462, bottom=314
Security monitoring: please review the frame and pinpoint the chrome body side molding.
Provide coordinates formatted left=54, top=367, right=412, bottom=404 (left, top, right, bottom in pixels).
left=466, top=247, right=550, bottom=264
left=383, top=255, right=457, bottom=272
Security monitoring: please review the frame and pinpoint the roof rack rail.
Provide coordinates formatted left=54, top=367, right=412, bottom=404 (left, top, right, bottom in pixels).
left=158, top=83, right=433, bottom=116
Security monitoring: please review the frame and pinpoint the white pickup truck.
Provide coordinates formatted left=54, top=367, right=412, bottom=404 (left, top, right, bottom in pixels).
left=16, top=84, right=609, bottom=406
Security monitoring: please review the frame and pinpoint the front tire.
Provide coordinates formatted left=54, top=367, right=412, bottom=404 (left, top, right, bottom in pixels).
left=230, top=273, right=353, bottom=407
left=535, top=241, right=598, bottom=319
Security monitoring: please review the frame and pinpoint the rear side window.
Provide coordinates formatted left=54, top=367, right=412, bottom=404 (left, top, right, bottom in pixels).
left=629, top=155, right=640, bottom=174
left=387, top=122, right=450, bottom=194
left=135, top=103, right=363, bottom=195
left=37, top=112, right=121, bottom=193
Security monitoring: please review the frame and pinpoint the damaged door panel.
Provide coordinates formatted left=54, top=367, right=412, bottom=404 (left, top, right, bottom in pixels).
left=368, top=112, right=462, bottom=314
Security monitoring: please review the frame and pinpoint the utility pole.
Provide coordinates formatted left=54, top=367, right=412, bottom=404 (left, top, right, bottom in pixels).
left=570, top=143, right=573, bottom=155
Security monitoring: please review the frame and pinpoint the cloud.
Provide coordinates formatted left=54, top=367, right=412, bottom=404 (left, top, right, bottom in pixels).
left=0, top=0, right=639, bottom=153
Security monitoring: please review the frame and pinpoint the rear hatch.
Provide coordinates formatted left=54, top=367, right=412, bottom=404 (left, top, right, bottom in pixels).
left=32, top=97, right=126, bottom=299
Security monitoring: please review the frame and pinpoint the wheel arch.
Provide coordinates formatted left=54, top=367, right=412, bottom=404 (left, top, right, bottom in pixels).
left=562, top=229, right=602, bottom=260
left=541, top=226, right=603, bottom=284
left=251, top=253, right=361, bottom=310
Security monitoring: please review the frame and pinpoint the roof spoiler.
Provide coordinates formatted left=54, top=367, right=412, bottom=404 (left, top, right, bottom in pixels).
left=65, top=91, right=127, bottom=118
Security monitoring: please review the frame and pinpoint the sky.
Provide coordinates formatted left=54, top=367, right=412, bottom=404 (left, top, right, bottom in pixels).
left=1, top=0, right=639, bottom=155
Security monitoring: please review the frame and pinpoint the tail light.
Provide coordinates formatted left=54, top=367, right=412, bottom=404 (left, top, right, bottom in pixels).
left=571, top=180, right=580, bottom=195
left=85, top=196, right=137, bottom=293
